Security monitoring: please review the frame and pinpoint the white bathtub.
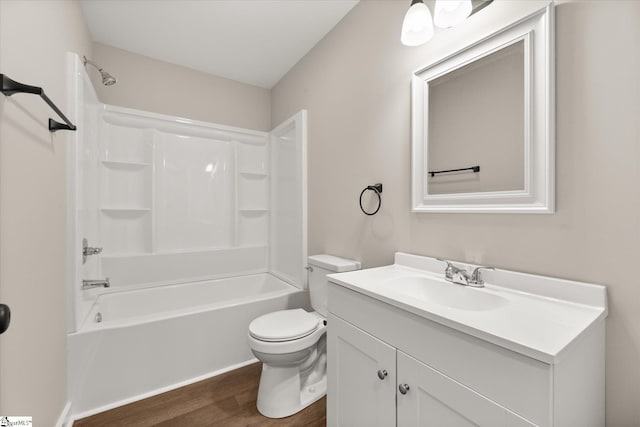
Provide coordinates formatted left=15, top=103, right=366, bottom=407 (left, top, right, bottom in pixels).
left=67, top=273, right=307, bottom=418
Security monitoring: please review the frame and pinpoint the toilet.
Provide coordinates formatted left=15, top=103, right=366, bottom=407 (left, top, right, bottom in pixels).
left=248, top=254, right=361, bottom=418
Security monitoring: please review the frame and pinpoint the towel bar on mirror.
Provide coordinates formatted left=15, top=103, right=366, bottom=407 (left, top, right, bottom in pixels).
left=428, top=165, right=480, bottom=177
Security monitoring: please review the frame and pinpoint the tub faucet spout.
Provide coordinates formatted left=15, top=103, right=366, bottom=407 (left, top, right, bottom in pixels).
left=82, top=278, right=110, bottom=290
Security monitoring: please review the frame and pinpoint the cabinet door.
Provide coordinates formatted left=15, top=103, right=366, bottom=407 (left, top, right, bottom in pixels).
left=397, top=352, right=536, bottom=427
left=327, top=314, right=396, bottom=427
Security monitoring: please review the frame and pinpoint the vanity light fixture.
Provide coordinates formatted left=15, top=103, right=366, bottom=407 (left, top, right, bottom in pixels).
left=401, top=0, right=493, bottom=47
left=401, top=0, right=434, bottom=47
left=434, top=0, right=472, bottom=28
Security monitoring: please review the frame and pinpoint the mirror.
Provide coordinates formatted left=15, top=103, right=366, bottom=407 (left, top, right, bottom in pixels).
left=428, top=40, right=524, bottom=195
left=411, top=5, right=554, bottom=213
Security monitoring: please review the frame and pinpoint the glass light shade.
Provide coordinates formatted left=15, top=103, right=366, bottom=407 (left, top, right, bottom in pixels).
left=434, top=0, right=472, bottom=28
left=401, top=1, right=434, bottom=47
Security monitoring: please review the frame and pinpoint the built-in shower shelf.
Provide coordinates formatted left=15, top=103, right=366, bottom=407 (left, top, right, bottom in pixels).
left=239, top=171, right=267, bottom=178
left=238, top=208, right=268, bottom=213
left=101, top=160, right=151, bottom=168
left=100, top=207, right=151, bottom=213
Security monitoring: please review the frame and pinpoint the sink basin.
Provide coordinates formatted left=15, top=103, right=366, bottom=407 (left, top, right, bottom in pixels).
left=386, top=276, right=508, bottom=311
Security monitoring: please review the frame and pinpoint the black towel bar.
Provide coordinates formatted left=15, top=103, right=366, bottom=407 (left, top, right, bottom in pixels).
left=1, top=73, right=77, bottom=132
left=428, top=165, right=480, bottom=177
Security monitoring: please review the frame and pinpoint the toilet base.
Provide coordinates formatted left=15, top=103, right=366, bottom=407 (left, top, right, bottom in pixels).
left=256, top=363, right=327, bottom=418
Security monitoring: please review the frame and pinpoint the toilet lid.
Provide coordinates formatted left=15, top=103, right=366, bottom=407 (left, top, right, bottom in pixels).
left=249, top=309, right=319, bottom=342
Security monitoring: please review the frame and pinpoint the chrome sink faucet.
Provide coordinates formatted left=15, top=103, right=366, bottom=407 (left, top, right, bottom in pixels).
left=437, top=259, right=494, bottom=288
left=438, top=259, right=466, bottom=283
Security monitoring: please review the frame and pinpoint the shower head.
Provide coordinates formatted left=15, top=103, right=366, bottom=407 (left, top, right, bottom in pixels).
left=83, top=56, right=117, bottom=86
left=100, top=70, right=117, bottom=86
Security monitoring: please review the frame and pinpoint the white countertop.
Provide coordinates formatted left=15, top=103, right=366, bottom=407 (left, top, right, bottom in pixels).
left=327, top=252, right=608, bottom=364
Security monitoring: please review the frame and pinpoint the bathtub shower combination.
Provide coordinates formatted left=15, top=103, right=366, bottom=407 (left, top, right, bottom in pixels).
left=65, top=54, right=308, bottom=418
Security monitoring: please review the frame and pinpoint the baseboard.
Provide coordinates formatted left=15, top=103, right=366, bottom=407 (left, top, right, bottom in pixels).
left=67, top=358, right=258, bottom=423
left=55, top=401, right=72, bottom=427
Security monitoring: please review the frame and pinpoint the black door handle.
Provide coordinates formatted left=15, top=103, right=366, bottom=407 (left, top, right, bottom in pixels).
left=0, top=304, right=10, bottom=334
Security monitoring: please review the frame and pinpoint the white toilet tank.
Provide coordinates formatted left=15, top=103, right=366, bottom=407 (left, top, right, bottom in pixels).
left=307, top=254, right=361, bottom=317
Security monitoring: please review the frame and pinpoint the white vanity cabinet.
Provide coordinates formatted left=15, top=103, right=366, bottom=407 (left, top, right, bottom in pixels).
left=326, top=253, right=607, bottom=427
left=328, top=313, right=535, bottom=427
left=327, top=312, right=396, bottom=427
left=397, top=350, right=536, bottom=427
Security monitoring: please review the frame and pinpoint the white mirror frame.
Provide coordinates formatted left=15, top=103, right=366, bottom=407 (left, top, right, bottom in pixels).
left=411, top=5, right=554, bottom=213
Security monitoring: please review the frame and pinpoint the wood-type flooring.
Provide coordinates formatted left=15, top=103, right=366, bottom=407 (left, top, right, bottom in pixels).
left=73, top=362, right=326, bottom=427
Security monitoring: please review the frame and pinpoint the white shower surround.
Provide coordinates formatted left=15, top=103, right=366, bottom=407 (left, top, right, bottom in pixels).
left=67, top=54, right=307, bottom=330
left=93, top=105, right=274, bottom=289
left=66, top=54, right=308, bottom=420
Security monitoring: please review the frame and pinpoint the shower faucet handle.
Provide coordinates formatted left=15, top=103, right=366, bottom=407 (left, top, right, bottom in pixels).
left=82, top=238, right=102, bottom=264
left=84, top=246, right=102, bottom=256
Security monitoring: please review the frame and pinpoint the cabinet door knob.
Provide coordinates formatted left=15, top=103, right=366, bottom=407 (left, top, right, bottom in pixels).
left=377, top=369, right=388, bottom=380
left=398, top=384, right=410, bottom=395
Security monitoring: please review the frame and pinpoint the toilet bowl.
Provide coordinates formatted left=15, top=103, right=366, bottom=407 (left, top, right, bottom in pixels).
left=249, top=309, right=327, bottom=418
left=248, top=254, right=360, bottom=418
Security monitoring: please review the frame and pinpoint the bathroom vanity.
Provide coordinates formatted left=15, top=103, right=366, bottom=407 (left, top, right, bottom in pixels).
left=326, top=253, right=607, bottom=427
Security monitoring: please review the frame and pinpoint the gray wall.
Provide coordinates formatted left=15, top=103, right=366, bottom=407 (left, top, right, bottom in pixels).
left=0, top=0, right=93, bottom=424
left=272, top=1, right=640, bottom=425
left=90, top=43, right=272, bottom=131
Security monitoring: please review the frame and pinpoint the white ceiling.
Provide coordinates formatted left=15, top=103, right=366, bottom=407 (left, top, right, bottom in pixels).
left=81, top=0, right=359, bottom=89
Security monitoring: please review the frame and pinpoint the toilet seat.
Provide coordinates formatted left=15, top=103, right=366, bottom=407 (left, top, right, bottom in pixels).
left=249, top=323, right=326, bottom=355
left=248, top=310, right=327, bottom=356
left=249, top=309, right=319, bottom=342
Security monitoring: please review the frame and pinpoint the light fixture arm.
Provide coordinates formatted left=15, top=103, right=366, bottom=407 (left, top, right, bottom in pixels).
left=470, top=0, right=493, bottom=16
